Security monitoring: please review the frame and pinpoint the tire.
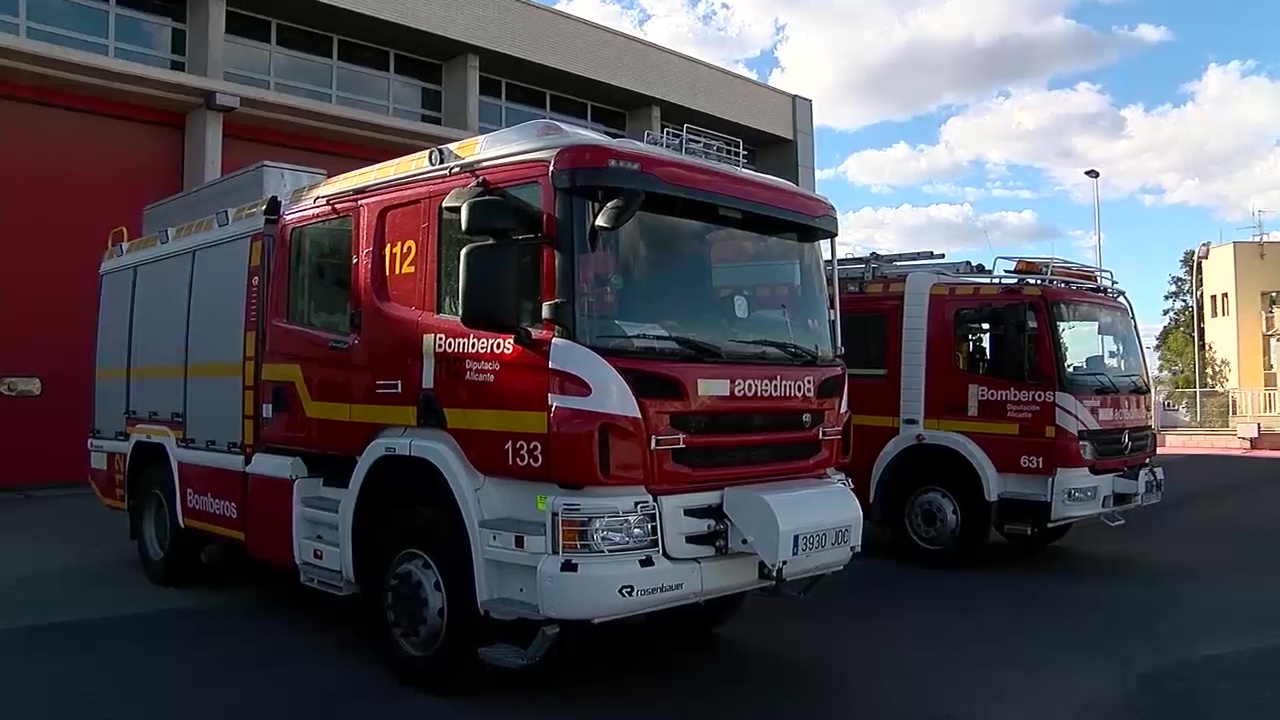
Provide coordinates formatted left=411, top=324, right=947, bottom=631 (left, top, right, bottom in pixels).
left=889, top=476, right=990, bottom=567
left=132, top=462, right=202, bottom=587
left=997, top=522, right=1073, bottom=549
left=649, top=593, right=747, bottom=636
left=369, top=505, right=484, bottom=694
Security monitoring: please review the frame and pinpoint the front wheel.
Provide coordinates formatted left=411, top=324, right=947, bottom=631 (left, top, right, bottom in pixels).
left=890, top=479, right=990, bottom=567
left=370, top=506, right=484, bottom=694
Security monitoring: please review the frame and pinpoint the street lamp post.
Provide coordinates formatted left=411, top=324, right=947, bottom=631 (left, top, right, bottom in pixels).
left=1084, top=169, right=1102, bottom=268
left=1192, top=241, right=1212, bottom=421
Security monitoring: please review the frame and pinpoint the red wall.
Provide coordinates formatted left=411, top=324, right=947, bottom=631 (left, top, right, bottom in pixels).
left=223, top=125, right=399, bottom=177
left=0, top=90, right=183, bottom=488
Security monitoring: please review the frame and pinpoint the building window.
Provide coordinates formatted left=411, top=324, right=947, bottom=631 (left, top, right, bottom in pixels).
left=2, top=0, right=186, bottom=70
left=660, top=121, right=757, bottom=170
left=1210, top=294, right=1219, bottom=318
left=1222, top=292, right=1230, bottom=316
left=288, top=216, right=354, bottom=335
left=477, top=74, right=627, bottom=138
left=840, top=312, right=888, bottom=375
left=223, top=9, right=443, bottom=126
left=436, top=183, right=543, bottom=326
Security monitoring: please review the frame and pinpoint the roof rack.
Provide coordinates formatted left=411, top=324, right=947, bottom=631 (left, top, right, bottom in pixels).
left=643, top=124, right=747, bottom=169
left=825, top=251, right=1125, bottom=296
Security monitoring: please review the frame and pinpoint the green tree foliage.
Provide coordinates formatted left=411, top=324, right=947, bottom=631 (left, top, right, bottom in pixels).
left=1154, top=248, right=1230, bottom=389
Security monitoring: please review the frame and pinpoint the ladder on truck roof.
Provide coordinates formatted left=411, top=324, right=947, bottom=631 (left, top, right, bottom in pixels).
left=825, top=251, right=1125, bottom=297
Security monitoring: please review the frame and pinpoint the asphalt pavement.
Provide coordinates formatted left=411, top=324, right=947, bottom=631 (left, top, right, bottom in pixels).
left=1, top=453, right=1277, bottom=720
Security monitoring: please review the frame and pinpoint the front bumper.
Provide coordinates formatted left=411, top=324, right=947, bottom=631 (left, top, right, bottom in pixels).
left=1048, top=464, right=1164, bottom=523
left=536, top=476, right=863, bottom=622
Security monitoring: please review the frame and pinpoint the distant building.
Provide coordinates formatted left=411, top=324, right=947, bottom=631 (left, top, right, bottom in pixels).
left=1199, top=240, right=1280, bottom=391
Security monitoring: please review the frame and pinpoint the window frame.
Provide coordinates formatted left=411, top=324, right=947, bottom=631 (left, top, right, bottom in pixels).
left=478, top=73, right=628, bottom=138
left=284, top=213, right=357, bottom=336
left=840, top=311, right=890, bottom=376
left=951, top=301, right=1046, bottom=384
left=3, top=0, right=187, bottom=71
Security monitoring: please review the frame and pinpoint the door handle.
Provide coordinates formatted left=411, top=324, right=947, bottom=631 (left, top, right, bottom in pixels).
left=0, top=376, right=42, bottom=397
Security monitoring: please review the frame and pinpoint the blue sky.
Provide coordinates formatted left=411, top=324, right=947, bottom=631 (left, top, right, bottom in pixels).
left=545, top=0, right=1280, bottom=348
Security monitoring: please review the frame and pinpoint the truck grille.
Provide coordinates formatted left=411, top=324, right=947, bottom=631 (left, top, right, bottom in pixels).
left=669, top=411, right=822, bottom=435
left=671, top=441, right=822, bottom=469
left=1080, top=427, right=1155, bottom=459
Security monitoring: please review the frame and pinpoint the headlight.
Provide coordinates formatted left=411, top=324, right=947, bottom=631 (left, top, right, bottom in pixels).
left=1064, top=485, right=1099, bottom=503
left=1078, top=440, right=1097, bottom=461
left=556, top=506, right=659, bottom=554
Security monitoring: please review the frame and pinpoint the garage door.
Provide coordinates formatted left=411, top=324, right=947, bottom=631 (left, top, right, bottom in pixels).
left=0, top=95, right=183, bottom=489
left=223, top=133, right=395, bottom=179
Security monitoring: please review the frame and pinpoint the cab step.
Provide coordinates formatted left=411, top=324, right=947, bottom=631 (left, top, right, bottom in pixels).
left=1099, top=511, right=1126, bottom=527
left=1002, top=522, right=1035, bottom=536
left=481, top=597, right=544, bottom=621
left=299, top=562, right=358, bottom=596
left=477, top=625, right=560, bottom=669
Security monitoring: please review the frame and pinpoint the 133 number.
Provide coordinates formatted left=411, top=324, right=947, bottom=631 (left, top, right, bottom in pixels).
left=505, top=440, right=543, bottom=468
left=384, top=239, right=417, bottom=276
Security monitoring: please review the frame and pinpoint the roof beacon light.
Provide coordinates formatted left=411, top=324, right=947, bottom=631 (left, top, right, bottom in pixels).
left=1012, top=259, right=1098, bottom=283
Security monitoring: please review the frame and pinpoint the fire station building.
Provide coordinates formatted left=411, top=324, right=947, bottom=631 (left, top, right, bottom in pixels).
left=0, top=0, right=816, bottom=488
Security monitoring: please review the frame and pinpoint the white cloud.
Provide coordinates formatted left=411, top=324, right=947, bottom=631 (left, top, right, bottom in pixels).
left=921, top=181, right=1045, bottom=201
left=824, top=61, right=1280, bottom=219
left=834, top=203, right=1061, bottom=257
left=551, top=0, right=1170, bottom=131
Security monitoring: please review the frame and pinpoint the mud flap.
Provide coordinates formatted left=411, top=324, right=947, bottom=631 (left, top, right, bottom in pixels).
left=722, top=478, right=863, bottom=582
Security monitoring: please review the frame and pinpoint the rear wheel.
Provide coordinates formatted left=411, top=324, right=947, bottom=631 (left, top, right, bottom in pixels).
left=890, top=477, right=990, bottom=567
left=997, top=522, right=1073, bottom=548
left=132, top=462, right=201, bottom=587
left=369, top=505, right=485, bottom=694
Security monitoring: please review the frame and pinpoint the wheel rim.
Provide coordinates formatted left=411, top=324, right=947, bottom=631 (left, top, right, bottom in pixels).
left=384, top=549, right=448, bottom=658
left=905, top=486, right=962, bottom=551
left=142, top=488, right=171, bottom=561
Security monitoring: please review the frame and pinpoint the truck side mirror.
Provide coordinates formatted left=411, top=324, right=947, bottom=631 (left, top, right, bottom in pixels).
left=459, top=241, right=522, bottom=336
left=460, top=196, right=522, bottom=238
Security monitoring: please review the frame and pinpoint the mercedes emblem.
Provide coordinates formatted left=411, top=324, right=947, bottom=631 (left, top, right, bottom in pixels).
left=801, top=412, right=814, bottom=428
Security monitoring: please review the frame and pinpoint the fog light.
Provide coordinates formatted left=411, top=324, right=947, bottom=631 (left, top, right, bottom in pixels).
left=1064, top=486, right=1099, bottom=504
left=1078, top=441, right=1097, bottom=461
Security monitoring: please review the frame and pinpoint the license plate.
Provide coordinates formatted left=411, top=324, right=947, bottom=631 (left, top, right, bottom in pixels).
left=1142, top=491, right=1162, bottom=504
left=791, top=526, right=854, bottom=557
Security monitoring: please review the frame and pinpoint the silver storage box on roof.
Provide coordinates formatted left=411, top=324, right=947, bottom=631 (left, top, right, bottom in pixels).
left=141, top=161, right=329, bottom=235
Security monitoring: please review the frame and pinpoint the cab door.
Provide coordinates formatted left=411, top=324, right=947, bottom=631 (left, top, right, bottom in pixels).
left=420, top=170, right=554, bottom=482
left=259, top=203, right=370, bottom=455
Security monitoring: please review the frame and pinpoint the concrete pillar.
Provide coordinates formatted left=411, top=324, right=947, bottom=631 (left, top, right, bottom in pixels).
left=626, top=105, right=661, bottom=141
left=752, top=96, right=817, bottom=189
left=442, top=54, right=479, bottom=132
left=793, top=96, right=816, bottom=191
left=183, top=107, right=224, bottom=190
left=185, top=0, right=226, bottom=79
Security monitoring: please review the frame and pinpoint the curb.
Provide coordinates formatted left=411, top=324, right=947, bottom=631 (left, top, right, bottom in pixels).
left=0, top=484, right=91, bottom=500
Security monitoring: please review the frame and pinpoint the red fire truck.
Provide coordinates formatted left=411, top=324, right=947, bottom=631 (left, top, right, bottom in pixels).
left=830, top=251, right=1163, bottom=565
left=86, top=120, right=862, bottom=688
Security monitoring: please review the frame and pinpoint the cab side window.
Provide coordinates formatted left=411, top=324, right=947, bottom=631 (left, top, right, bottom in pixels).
left=953, top=304, right=1040, bottom=381
left=287, top=216, right=353, bottom=334
left=436, top=183, right=544, bottom=327
left=841, top=311, right=889, bottom=376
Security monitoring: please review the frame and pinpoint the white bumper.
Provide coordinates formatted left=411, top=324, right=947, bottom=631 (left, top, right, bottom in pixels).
left=1050, top=464, right=1164, bottom=523
left=536, top=477, right=863, bottom=622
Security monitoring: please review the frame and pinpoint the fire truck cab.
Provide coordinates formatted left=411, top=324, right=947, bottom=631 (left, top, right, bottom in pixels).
left=87, top=120, right=862, bottom=689
left=831, top=251, right=1163, bottom=565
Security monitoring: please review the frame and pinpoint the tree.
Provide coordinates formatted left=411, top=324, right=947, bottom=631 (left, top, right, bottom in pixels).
left=1154, top=248, right=1230, bottom=390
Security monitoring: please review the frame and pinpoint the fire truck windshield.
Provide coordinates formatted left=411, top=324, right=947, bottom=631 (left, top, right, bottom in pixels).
left=571, top=194, right=836, bottom=365
left=1051, top=300, right=1149, bottom=395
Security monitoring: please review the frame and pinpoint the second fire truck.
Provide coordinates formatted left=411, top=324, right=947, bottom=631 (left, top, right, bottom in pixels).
left=87, top=120, right=862, bottom=689
left=831, top=251, right=1163, bottom=565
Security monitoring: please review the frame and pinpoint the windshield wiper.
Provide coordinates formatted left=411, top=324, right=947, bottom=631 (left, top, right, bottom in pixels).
left=596, top=333, right=725, bottom=359
left=1071, top=371, right=1121, bottom=395
left=1116, top=373, right=1151, bottom=394
left=727, top=338, right=820, bottom=363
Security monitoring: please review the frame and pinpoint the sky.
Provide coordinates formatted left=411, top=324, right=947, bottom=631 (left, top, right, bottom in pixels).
left=536, top=0, right=1280, bottom=349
